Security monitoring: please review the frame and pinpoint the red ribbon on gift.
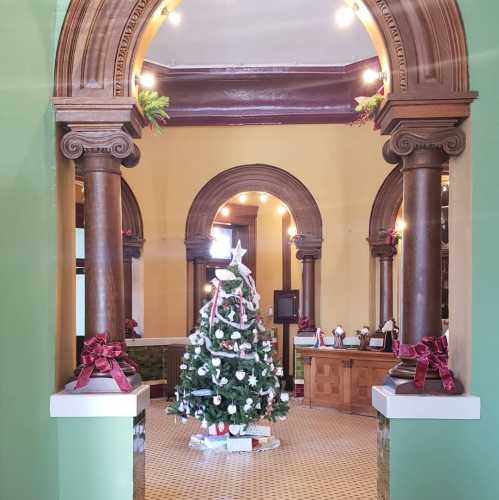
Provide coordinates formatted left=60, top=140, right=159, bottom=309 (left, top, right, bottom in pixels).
left=75, top=333, right=135, bottom=393
left=393, top=336, right=455, bottom=392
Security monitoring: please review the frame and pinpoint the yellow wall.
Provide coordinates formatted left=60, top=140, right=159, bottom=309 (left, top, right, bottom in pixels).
left=123, top=123, right=392, bottom=338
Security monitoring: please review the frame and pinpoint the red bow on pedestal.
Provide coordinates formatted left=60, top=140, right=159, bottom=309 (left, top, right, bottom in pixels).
left=393, top=336, right=455, bottom=392
left=75, top=333, right=136, bottom=393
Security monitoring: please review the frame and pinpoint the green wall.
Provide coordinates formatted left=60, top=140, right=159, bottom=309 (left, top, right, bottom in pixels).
left=390, top=2, right=499, bottom=499
left=2, top=1, right=499, bottom=500
left=0, top=1, right=66, bottom=499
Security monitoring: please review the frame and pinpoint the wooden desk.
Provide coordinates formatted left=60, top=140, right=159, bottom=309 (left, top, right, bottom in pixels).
left=298, top=348, right=396, bottom=416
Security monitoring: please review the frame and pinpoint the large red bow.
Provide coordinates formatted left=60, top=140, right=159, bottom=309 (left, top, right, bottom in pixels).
left=393, top=336, right=455, bottom=392
left=75, top=333, right=136, bottom=392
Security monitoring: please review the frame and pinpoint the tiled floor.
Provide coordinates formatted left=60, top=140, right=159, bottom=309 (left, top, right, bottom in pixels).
left=146, top=399, right=377, bottom=500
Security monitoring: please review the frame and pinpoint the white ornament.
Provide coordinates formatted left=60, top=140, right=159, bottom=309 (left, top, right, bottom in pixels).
left=231, top=331, right=241, bottom=340
left=228, top=309, right=236, bottom=321
left=254, top=353, right=260, bottom=363
left=215, top=269, right=237, bottom=281
left=201, top=312, right=208, bottom=319
left=278, top=416, right=287, bottom=421
left=241, top=342, right=252, bottom=351
left=229, top=424, right=242, bottom=435
left=235, top=370, right=246, bottom=381
left=246, top=398, right=253, bottom=405
left=280, top=392, right=290, bottom=402
left=215, top=329, right=224, bottom=339
left=183, top=353, right=190, bottom=360
left=213, top=395, right=222, bottom=406
left=181, top=418, right=187, bottom=424
left=180, top=364, right=187, bottom=370
left=195, top=346, right=201, bottom=355
left=276, top=367, right=284, bottom=377
left=233, top=342, right=239, bottom=353
left=262, top=369, right=267, bottom=376
left=197, top=366, right=208, bottom=376
left=201, top=419, right=208, bottom=429
left=243, top=404, right=252, bottom=413
left=220, top=377, right=228, bottom=386
left=255, top=402, right=261, bottom=410
left=189, top=332, right=200, bottom=345
left=248, top=374, right=257, bottom=387
left=268, top=390, right=275, bottom=400
left=252, top=328, right=258, bottom=334
left=270, top=363, right=275, bottom=372
left=212, top=357, right=221, bottom=367
left=228, top=404, right=237, bottom=415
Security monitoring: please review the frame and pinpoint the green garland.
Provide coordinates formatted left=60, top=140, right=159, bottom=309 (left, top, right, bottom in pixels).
left=353, top=93, right=384, bottom=126
left=138, top=90, right=170, bottom=132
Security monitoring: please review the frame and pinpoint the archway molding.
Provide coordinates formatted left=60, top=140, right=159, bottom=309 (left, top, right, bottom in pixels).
left=185, top=164, right=322, bottom=261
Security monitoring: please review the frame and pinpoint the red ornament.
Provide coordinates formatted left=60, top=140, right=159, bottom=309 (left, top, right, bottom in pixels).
left=222, top=340, right=234, bottom=351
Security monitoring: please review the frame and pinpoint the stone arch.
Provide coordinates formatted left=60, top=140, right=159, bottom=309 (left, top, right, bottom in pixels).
left=54, top=0, right=472, bottom=106
left=185, top=164, right=322, bottom=261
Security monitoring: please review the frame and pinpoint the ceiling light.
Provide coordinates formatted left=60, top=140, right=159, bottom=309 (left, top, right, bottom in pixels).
left=138, top=72, right=155, bottom=89
left=168, top=10, right=181, bottom=26
left=203, top=283, right=213, bottom=295
left=238, top=193, right=248, bottom=203
left=335, top=6, right=356, bottom=28
left=277, top=205, right=288, bottom=216
left=259, top=193, right=269, bottom=203
left=287, top=226, right=297, bottom=238
left=362, top=68, right=381, bottom=85
left=220, top=206, right=230, bottom=217
left=395, top=219, right=407, bottom=232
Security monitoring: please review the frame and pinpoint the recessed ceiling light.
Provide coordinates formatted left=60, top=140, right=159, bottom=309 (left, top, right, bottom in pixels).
left=139, top=72, right=155, bottom=89
left=277, top=205, right=288, bottom=216
left=259, top=193, right=269, bottom=203
left=335, top=7, right=355, bottom=28
left=238, top=193, right=248, bottom=203
left=220, top=206, right=230, bottom=217
left=395, top=219, right=407, bottom=232
left=287, top=226, right=297, bottom=237
left=168, top=10, right=181, bottom=26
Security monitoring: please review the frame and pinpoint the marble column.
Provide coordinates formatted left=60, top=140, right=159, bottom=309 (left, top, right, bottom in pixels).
left=383, top=125, right=465, bottom=393
left=62, top=127, right=140, bottom=343
left=371, top=244, right=397, bottom=327
left=295, top=239, right=321, bottom=334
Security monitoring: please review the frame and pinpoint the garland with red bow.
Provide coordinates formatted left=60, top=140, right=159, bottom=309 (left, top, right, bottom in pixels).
left=392, top=336, right=455, bottom=392
left=75, top=333, right=138, bottom=393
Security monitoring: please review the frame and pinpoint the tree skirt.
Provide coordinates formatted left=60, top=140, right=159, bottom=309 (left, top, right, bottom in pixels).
left=189, top=434, right=281, bottom=453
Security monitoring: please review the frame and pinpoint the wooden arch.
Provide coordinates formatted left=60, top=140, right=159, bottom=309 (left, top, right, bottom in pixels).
left=368, top=165, right=403, bottom=248
left=121, top=177, right=144, bottom=259
left=54, top=0, right=475, bottom=137
left=185, top=164, right=323, bottom=260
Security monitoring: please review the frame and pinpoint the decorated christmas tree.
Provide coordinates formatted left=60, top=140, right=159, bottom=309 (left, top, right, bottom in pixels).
left=169, top=241, right=289, bottom=434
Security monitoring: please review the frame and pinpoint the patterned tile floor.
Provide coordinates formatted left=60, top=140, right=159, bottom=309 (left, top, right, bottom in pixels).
left=146, top=399, right=377, bottom=500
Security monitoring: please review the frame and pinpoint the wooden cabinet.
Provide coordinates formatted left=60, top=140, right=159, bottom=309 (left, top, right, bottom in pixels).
left=299, top=348, right=396, bottom=416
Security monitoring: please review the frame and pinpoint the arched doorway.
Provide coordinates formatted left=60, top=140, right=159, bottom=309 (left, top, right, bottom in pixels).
left=53, top=1, right=476, bottom=498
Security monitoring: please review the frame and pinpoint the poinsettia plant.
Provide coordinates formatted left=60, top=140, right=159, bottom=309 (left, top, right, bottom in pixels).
left=138, top=90, right=170, bottom=132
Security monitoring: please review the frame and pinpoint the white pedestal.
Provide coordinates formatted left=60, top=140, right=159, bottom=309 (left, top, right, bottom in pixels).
left=372, top=385, right=480, bottom=419
left=50, top=384, right=150, bottom=417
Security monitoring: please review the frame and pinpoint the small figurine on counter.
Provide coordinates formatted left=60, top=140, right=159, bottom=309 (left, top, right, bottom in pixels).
left=313, top=327, right=325, bottom=348
left=333, top=325, right=345, bottom=349
left=381, top=318, right=399, bottom=352
left=357, top=326, right=370, bottom=350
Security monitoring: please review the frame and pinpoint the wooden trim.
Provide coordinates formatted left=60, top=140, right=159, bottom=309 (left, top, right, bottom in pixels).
left=185, top=164, right=322, bottom=261
left=282, top=212, right=291, bottom=291
left=141, top=58, right=380, bottom=126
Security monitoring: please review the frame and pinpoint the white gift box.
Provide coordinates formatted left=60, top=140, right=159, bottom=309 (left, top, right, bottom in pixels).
left=227, top=436, right=253, bottom=452
left=241, top=424, right=271, bottom=437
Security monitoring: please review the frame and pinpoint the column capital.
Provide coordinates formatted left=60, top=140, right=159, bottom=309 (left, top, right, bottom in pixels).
left=370, top=243, right=397, bottom=259
left=294, top=235, right=322, bottom=260
left=384, top=123, right=465, bottom=165
left=61, top=125, right=140, bottom=168
left=185, top=237, right=212, bottom=261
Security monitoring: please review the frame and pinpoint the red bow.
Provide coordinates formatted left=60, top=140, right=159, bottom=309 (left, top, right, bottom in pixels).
left=393, top=336, right=455, bottom=392
left=75, top=333, right=136, bottom=392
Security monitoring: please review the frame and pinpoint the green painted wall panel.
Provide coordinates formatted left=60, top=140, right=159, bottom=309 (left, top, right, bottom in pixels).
left=0, top=1, right=62, bottom=500
left=57, top=418, right=134, bottom=500
left=390, top=2, right=499, bottom=499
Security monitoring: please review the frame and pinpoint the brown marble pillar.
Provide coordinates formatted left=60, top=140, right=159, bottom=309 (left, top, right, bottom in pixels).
left=193, top=258, right=207, bottom=327
left=295, top=239, right=321, bottom=334
left=123, top=250, right=133, bottom=321
left=383, top=125, right=465, bottom=393
left=301, top=257, right=316, bottom=328
left=61, top=127, right=140, bottom=343
left=371, top=244, right=397, bottom=327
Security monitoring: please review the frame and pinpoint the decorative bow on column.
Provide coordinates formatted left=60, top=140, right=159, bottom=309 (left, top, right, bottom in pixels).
left=75, top=333, right=137, bottom=392
left=393, top=336, right=455, bottom=392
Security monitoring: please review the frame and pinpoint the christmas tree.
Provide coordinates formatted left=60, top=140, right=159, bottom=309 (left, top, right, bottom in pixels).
left=169, top=241, right=289, bottom=433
